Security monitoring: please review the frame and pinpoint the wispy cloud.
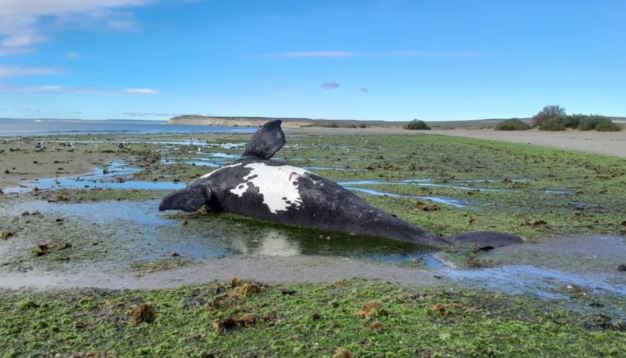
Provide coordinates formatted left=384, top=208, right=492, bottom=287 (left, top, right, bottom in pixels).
left=0, top=65, right=63, bottom=77
left=0, top=83, right=159, bottom=95
left=0, top=83, right=100, bottom=94
left=267, top=50, right=483, bottom=59
left=359, top=87, right=369, bottom=93
left=0, top=0, right=150, bottom=56
left=387, top=51, right=482, bottom=57
left=65, top=51, right=80, bottom=60
left=321, top=81, right=340, bottom=90
left=269, top=51, right=355, bottom=59
left=120, top=88, right=159, bottom=94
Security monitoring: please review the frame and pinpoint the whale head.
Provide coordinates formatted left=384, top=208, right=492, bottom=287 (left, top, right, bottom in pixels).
left=159, top=184, right=212, bottom=212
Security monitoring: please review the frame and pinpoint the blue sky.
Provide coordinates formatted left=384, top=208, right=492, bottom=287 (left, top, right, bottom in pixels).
left=0, top=0, right=625, bottom=121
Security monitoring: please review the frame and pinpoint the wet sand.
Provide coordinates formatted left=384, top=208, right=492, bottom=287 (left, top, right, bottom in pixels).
left=1, top=131, right=625, bottom=299
left=0, top=139, right=119, bottom=188
left=3, top=127, right=625, bottom=188
left=0, top=255, right=440, bottom=290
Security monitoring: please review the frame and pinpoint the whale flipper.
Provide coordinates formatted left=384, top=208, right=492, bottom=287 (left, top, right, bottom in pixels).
left=159, top=184, right=213, bottom=212
left=242, top=120, right=285, bottom=160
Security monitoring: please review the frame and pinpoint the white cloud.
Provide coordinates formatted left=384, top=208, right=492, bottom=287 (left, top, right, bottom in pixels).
left=269, top=51, right=355, bottom=58
left=0, top=47, right=33, bottom=56
left=0, top=83, right=99, bottom=93
left=0, top=0, right=149, bottom=56
left=65, top=51, right=80, bottom=60
left=266, top=50, right=483, bottom=59
left=386, top=51, right=482, bottom=57
left=0, top=65, right=63, bottom=77
left=120, top=88, right=159, bottom=94
left=1, top=34, right=46, bottom=47
left=0, top=83, right=158, bottom=95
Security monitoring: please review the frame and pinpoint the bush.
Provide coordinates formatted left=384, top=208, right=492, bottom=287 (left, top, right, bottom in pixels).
left=404, top=119, right=431, bottom=130
left=533, top=105, right=566, bottom=127
left=538, top=118, right=566, bottom=131
left=537, top=114, right=621, bottom=132
left=495, top=118, right=530, bottom=131
left=579, top=115, right=621, bottom=132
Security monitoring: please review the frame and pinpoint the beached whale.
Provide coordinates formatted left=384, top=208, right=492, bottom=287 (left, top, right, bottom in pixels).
left=159, top=120, right=522, bottom=250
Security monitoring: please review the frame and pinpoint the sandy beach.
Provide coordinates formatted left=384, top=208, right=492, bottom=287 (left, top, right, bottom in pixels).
left=286, top=127, right=626, bottom=158
left=429, top=129, right=626, bottom=158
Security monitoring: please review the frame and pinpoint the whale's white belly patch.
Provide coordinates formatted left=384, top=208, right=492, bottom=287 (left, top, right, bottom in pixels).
left=230, top=163, right=309, bottom=213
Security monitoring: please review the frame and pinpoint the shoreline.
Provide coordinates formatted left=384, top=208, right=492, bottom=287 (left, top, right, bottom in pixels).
left=284, top=127, right=626, bottom=158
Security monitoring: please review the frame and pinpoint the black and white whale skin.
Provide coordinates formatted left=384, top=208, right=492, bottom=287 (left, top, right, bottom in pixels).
left=159, top=120, right=522, bottom=250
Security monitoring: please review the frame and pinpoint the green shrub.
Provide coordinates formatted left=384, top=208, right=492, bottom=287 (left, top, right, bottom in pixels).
left=558, top=114, right=585, bottom=128
left=538, top=114, right=621, bottom=132
left=495, top=118, right=530, bottom=131
left=404, top=119, right=431, bottom=130
left=532, top=105, right=566, bottom=127
left=584, top=116, right=622, bottom=131
left=538, top=117, right=566, bottom=131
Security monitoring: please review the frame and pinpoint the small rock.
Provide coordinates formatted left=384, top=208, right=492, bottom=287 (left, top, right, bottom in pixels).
left=0, top=230, right=13, bottom=240
left=212, top=314, right=257, bottom=332
left=17, top=298, right=39, bottom=310
left=31, top=243, right=49, bottom=257
left=530, top=219, right=547, bottom=227
left=357, top=301, right=386, bottom=319
left=618, top=264, right=626, bottom=272
left=128, top=304, right=156, bottom=325
left=334, top=348, right=353, bottom=358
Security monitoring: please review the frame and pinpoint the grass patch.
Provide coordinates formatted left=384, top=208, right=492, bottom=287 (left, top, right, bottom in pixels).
left=1, top=279, right=624, bottom=357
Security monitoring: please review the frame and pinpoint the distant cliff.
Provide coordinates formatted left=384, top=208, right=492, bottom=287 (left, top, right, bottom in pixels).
left=168, top=115, right=402, bottom=128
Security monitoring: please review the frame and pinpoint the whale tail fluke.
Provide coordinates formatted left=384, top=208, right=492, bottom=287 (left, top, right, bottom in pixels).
left=450, top=231, right=524, bottom=251
left=242, top=120, right=285, bottom=160
left=159, top=185, right=211, bottom=212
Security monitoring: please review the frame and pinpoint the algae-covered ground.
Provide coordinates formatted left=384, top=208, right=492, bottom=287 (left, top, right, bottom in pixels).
left=1, top=132, right=625, bottom=357
left=1, top=279, right=625, bottom=357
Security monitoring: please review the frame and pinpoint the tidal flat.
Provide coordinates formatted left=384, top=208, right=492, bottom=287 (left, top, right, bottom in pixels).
left=0, top=131, right=625, bottom=356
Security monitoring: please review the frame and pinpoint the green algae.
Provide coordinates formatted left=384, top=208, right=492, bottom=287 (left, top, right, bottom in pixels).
left=1, top=279, right=624, bottom=357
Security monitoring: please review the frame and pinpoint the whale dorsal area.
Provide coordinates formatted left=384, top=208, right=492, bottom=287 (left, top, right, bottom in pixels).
left=242, top=120, right=286, bottom=160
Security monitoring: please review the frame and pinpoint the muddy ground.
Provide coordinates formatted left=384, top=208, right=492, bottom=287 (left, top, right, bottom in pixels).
left=0, top=131, right=624, bottom=356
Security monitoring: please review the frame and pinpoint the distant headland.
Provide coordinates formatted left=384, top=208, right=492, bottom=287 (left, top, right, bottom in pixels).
left=168, top=115, right=404, bottom=129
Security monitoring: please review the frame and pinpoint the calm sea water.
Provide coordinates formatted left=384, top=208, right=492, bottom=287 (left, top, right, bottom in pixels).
left=0, top=118, right=256, bottom=136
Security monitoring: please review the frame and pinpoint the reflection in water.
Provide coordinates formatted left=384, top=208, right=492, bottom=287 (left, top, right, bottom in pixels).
left=3, top=197, right=623, bottom=302
left=2, top=199, right=436, bottom=271
left=230, top=229, right=301, bottom=256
